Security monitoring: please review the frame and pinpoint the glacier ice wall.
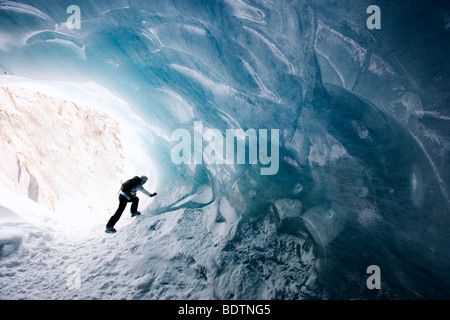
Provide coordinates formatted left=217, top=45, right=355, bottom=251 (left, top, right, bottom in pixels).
left=1, top=0, right=450, bottom=299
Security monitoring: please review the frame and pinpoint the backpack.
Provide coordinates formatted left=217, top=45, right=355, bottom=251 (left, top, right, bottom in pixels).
left=120, top=176, right=142, bottom=194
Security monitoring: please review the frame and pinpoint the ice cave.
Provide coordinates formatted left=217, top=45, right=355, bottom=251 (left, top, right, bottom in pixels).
left=0, top=0, right=449, bottom=300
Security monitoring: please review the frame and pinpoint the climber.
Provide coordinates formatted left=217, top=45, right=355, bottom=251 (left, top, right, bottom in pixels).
left=105, top=175, right=157, bottom=233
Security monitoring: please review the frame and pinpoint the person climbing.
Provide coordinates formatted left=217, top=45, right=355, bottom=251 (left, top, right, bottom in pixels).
left=105, top=175, right=157, bottom=233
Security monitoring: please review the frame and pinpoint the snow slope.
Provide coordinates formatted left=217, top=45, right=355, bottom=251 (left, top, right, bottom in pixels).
left=0, top=176, right=318, bottom=300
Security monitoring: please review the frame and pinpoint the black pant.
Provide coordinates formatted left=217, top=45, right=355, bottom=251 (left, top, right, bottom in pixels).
left=106, top=194, right=139, bottom=228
